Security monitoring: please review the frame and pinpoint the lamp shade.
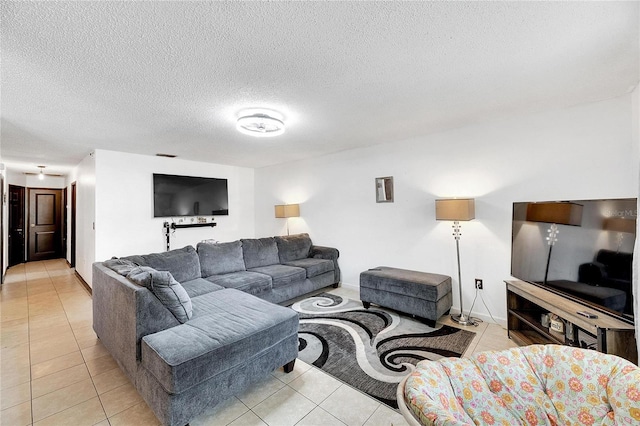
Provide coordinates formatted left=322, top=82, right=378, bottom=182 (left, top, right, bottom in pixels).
left=526, top=202, right=582, bottom=226
left=435, top=199, right=475, bottom=221
left=604, top=217, right=636, bottom=234
left=274, top=204, right=300, bottom=218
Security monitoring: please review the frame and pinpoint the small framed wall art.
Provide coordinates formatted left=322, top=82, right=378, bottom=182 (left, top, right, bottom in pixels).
left=375, top=176, right=394, bottom=203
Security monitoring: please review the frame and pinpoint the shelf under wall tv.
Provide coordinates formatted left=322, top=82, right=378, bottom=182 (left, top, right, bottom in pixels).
left=506, top=279, right=637, bottom=364
left=170, top=222, right=217, bottom=229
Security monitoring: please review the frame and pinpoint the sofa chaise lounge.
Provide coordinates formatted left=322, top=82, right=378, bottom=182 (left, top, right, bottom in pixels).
left=93, top=233, right=340, bottom=426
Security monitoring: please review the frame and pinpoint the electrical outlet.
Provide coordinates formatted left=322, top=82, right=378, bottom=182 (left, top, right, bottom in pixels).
left=475, top=279, right=483, bottom=290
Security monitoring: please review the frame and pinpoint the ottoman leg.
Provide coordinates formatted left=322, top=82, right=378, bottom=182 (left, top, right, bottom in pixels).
left=362, top=301, right=371, bottom=309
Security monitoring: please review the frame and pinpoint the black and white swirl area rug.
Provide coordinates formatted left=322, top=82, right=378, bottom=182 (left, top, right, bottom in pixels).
left=290, top=293, right=475, bottom=409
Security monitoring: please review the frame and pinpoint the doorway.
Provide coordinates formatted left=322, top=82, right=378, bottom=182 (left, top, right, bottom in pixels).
left=8, top=185, right=26, bottom=266
left=63, top=187, right=68, bottom=263
left=27, top=188, right=63, bottom=261
left=70, top=182, right=76, bottom=268
left=1, top=174, right=3, bottom=282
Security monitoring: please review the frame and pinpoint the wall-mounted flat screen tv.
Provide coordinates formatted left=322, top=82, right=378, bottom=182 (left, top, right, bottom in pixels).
left=511, top=198, right=636, bottom=324
left=153, top=173, right=229, bottom=217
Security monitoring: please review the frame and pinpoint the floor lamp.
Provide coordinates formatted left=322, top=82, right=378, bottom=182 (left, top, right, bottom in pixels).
left=603, top=217, right=635, bottom=253
left=436, top=198, right=477, bottom=326
left=525, top=202, right=582, bottom=284
left=275, top=204, right=300, bottom=235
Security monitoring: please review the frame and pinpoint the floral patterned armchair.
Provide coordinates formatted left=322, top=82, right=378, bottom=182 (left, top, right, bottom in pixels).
left=397, top=344, right=640, bottom=425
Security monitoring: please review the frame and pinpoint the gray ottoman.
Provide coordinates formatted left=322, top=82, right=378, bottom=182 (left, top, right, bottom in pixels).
left=359, top=267, right=452, bottom=327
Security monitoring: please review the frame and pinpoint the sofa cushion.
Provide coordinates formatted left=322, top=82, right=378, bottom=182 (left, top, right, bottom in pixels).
left=248, top=264, right=306, bottom=289
left=206, top=271, right=272, bottom=296
left=197, top=241, right=246, bottom=276
left=180, top=278, right=224, bottom=298
left=127, top=267, right=193, bottom=323
left=124, top=246, right=201, bottom=283
left=282, top=258, right=334, bottom=278
left=241, top=237, right=279, bottom=269
left=141, top=288, right=299, bottom=394
left=275, top=233, right=312, bottom=262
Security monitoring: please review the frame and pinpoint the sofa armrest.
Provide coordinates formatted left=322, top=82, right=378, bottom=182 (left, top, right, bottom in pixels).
left=310, top=245, right=339, bottom=260
left=578, top=261, right=607, bottom=284
left=310, top=245, right=341, bottom=284
left=92, top=263, right=179, bottom=379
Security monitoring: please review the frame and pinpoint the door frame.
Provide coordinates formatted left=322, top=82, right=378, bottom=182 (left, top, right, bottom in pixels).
left=63, top=187, right=68, bottom=264
left=1, top=174, right=3, bottom=283
left=71, top=182, right=76, bottom=268
left=27, top=188, right=64, bottom=262
left=8, top=185, right=26, bottom=267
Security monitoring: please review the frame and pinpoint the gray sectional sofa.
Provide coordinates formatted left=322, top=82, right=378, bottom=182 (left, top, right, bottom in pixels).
left=92, top=233, right=340, bottom=426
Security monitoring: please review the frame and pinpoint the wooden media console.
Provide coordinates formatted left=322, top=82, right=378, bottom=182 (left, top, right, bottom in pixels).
left=506, top=279, right=637, bottom=364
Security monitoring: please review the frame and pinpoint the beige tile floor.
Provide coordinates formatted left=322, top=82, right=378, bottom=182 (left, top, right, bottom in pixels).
left=1, top=261, right=516, bottom=426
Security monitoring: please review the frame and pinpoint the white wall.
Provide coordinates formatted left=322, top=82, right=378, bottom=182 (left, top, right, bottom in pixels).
left=6, top=170, right=26, bottom=188
left=69, top=153, right=96, bottom=284
left=6, top=172, right=67, bottom=189
left=25, top=175, right=67, bottom=189
left=93, top=149, right=255, bottom=263
left=255, top=93, right=638, bottom=325
left=67, top=150, right=255, bottom=287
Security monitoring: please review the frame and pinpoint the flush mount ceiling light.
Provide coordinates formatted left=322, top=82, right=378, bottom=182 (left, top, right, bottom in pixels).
left=236, top=112, right=285, bottom=137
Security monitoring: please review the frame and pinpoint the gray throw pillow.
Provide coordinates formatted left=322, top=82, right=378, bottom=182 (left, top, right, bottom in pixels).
left=127, top=266, right=193, bottom=323
left=103, top=258, right=139, bottom=276
left=197, top=241, right=246, bottom=276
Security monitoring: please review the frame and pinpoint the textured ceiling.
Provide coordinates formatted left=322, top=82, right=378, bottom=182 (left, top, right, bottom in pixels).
left=1, top=1, right=638, bottom=174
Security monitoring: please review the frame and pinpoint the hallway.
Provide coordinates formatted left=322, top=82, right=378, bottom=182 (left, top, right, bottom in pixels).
left=1, top=260, right=159, bottom=425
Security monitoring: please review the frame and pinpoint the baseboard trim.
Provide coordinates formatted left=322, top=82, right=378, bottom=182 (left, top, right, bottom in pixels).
left=66, top=259, right=72, bottom=268
left=339, top=281, right=359, bottom=291
left=341, top=280, right=507, bottom=328
left=75, top=271, right=92, bottom=295
left=449, top=307, right=507, bottom=328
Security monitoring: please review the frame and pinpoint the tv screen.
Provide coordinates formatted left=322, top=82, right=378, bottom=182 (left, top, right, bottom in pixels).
left=511, top=198, right=636, bottom=323
left=153, top=174, right=229, bottom=217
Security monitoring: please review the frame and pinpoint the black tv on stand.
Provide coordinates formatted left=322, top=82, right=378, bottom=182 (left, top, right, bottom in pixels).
left=511, top=198, right=636, bottom=324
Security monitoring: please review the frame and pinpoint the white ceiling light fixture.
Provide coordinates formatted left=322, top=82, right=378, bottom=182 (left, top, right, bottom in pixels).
left=236, top=111, right=285, bottom=138
left=37, top=165, right=46, bottom=180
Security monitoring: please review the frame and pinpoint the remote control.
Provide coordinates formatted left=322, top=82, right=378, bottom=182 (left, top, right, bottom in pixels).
left=576, top=311, right=598, bottom=319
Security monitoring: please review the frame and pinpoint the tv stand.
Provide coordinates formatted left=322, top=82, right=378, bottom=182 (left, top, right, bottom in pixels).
left=506, top=280, right=637, bottom=363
